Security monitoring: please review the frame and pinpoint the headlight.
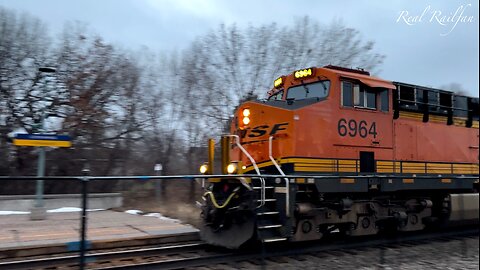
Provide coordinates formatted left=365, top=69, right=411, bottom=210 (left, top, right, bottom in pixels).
left=241, top=108, right=251, bottom=126
left=199, top=164, right=208, bottom=174
left=226, top=163, right=237, bottom=174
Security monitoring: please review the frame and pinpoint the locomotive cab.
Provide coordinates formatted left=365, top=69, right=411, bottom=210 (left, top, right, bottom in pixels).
left=231, top=66, right=396, bottom=175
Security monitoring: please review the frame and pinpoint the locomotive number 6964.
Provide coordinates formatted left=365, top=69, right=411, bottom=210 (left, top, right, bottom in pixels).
left=337, top=118, right=377, bottom=138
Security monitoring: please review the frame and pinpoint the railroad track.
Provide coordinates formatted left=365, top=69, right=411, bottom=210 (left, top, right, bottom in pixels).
left=0, top=227, right=477, bottom=270
left=0, top=241, right=210, bottom=270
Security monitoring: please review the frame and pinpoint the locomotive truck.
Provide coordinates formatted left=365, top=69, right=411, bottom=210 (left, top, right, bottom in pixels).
left=198, top=65, right=479, bottom=248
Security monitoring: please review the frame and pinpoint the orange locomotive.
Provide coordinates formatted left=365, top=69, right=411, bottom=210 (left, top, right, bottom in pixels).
left=199, top=65, right=479, bottom=248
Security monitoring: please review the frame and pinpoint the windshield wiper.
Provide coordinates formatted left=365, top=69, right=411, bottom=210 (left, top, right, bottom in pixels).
left=302, top=84, right=310, bottom=98
left=319, top=80, right=327, bottom=91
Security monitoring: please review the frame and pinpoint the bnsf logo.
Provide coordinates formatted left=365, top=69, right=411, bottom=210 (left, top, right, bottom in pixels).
left=239, top=123, right=289, bottom=138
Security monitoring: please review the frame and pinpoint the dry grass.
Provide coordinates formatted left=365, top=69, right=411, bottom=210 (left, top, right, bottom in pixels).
left=118, top=180, right=202, bottom=227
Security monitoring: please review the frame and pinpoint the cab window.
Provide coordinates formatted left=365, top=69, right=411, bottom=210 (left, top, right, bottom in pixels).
left=268, top=91, right=284, bottom=101
left=286, top=80, right=330, bottom=100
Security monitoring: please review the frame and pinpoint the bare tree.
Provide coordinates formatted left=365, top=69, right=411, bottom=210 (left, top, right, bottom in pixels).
left=0, top=7, right=53, bottom=176
left=52, top=23, right=152, bottom=177
left=178, top=16, right=386, bottom=139
left=0, top=9, right=388, bottom=187
left=132, top=50, right=192, bottom=175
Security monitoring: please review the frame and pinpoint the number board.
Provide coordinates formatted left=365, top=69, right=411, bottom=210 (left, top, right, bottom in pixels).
left=337, top=119, right=377, bottom=138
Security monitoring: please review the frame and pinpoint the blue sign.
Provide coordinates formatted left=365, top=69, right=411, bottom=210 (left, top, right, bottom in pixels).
left=13, top=133, right=72, bottom=147
left=15, top=134, right=71, bottom=140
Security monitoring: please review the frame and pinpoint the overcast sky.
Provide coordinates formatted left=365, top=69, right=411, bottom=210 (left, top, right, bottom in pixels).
left=1, top=0, right=478, bottom=96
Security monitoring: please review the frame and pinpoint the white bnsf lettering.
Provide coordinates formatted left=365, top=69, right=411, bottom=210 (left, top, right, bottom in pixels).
left=240, top=123, right=289, bottom=138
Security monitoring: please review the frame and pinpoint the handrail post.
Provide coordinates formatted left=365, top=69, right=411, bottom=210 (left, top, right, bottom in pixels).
left=226, top=135, right=260, bottom=175
left=226, top=135, right=265, bottom=207
left=268, top=136, right=290, bottom=217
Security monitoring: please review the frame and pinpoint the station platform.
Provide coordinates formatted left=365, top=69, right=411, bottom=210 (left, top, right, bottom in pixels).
left=0, top=210, right=199, bottom=259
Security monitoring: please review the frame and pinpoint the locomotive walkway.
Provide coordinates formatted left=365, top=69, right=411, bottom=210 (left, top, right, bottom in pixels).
left=0, top=210, right=199, bottom=259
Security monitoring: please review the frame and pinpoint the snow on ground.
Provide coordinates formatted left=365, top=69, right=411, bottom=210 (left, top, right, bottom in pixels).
left=0, top=211, right=30, bottom=215
left=143, top=212, right=180, bottom=223
left=0, top=207, right=104, bottom=215
left=124, top=210, right=180, bottom=223
left=47, top=207, right=104, bottom=213
left=125, top=209, right=143, bottom=215
left=0, top=207, right=178, bottom=224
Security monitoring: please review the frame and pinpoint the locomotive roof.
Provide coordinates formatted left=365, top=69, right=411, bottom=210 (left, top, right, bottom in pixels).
left=323, top=65, right=477, bottom=100
left=322, top=65, right=395, bottom=90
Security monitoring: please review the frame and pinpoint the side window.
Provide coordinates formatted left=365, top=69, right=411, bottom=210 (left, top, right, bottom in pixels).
left=342, top=81, right=389, bottom=111
left=353, top=84, right=361, bottom=106
left=365, top=89, right=376, bottom=109
left=341, top=81, right=353, bottom=107
left=355, top=86, right=376, bottom=109
left=380, top=90, right=389, bottom=112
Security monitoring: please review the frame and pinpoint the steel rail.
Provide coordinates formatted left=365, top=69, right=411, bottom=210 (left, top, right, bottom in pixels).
left=0, top=242, right=206, bottom=270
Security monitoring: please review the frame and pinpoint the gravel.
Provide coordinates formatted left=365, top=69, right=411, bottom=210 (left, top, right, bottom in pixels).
left=199, top=235, right=479, bottom=269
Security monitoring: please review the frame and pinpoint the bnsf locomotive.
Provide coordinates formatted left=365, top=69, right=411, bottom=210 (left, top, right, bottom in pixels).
left=198, top=65, right=479, bottom=248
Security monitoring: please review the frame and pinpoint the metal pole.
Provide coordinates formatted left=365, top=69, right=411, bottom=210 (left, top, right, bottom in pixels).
left=155, top=169, right=160, bottom=200
left=31, top=109, right=47, bottom=220
left=36, top=110, right=46, bottom=206
left=35, top=147, right=45, bottom=207
left=160, top=169, right=164, bottom=197
left=154, top=164, right=162, bottom=200
left=32, top=66, right=55, bottom=219
left=79, top=168, right=89, bottom=270
left=155, top=174, right=161, bottom=200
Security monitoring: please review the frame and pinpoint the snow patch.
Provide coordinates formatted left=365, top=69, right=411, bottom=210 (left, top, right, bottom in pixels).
left=144, top=212, right=180, bottom=223
left=0, top=208, right=104, bottom=215
left=0, top=211, right=30, bottom=215
left=125, top=211, right=180, bottom=223
left=47, top=207, right=104, bottom=213
left=125, top=209, right=143, bottom=215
